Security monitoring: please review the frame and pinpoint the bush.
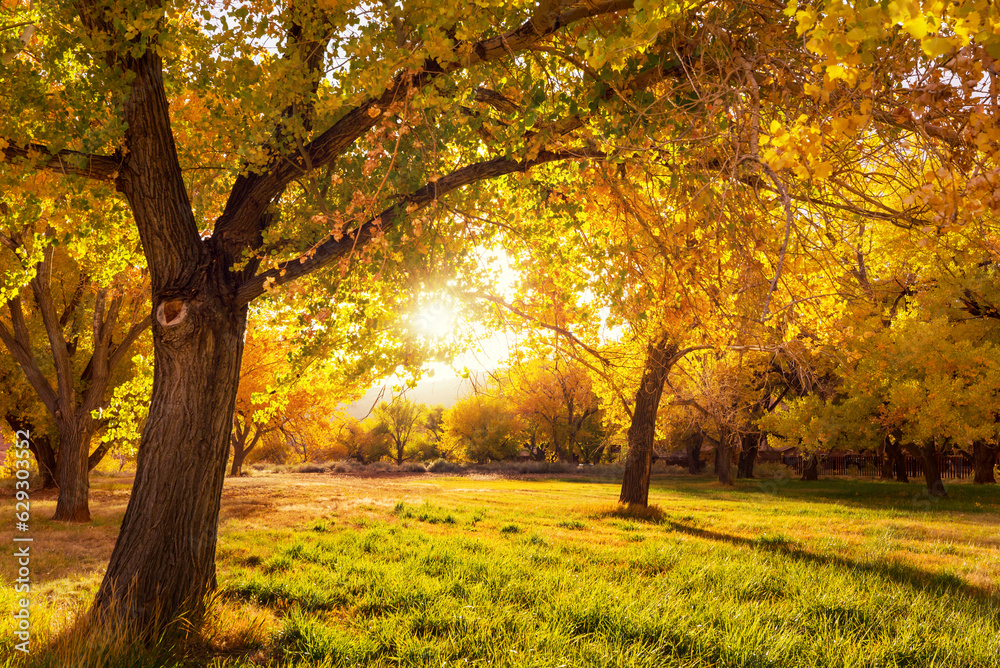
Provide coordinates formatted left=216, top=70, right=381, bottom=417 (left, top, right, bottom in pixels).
left=427, top=459, right=464, bottom=473
left=295, top=463, right=327, bottom=474
left=401, top=461, right=427, bottom=473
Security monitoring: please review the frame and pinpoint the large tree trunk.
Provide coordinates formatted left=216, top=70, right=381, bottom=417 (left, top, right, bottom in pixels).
left=619, top=338, right=674, bottom=506
left=92, top=290, right=247, bottom=631
left=736, top=432, right=759, bottom=479
left=52, top=421, right=94, bottom=522
left=972, top=441, right=998, bottom=484
left=919, top=439, right=947, bottom=497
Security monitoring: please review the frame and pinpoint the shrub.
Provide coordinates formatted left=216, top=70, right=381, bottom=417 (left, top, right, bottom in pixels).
left=427, top=459, right=464, bottom=473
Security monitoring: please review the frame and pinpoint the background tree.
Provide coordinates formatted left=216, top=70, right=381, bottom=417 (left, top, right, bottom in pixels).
left=0, top=191, right=150, bottom=521
left=372, top=397, right=426, bottom=465
left=504, top=356, right=604, bottom=463
left=443, top=394, right=524, bottom=464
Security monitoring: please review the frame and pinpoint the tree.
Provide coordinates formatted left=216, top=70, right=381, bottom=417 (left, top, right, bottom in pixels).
left=443, top=394, right=524, bottom=464
left=372, top=398, right=426, bottom=465
left=505, top=356, right=605, bottom=463
left=333, top=417, right=392, bottom=464
left=0, top=193, right=150, bottom=521
left=6, top=0, right=681, bottom=628
left=6, top=0, right=998, bottom=630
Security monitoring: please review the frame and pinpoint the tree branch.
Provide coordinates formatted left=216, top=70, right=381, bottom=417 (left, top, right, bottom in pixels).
left=215, top=0, right=634, bottom=255
left=235, top=147, right=604, bottom=305
left=1, top=142, right=121, bottom=181
left=1, top=299, right=59, bottom=415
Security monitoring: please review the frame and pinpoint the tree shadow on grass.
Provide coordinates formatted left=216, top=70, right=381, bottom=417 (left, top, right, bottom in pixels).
left=650, top=476, right=1000, bottom=517
left=666, top=519, right=999, bottom=603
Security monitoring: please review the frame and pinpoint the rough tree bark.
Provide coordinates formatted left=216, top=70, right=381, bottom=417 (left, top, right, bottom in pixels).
left=94, top=288, right=247, bottom=628
left=619, top=337, right=675, bottom=506
left=52, top=421, right=95, bottom=522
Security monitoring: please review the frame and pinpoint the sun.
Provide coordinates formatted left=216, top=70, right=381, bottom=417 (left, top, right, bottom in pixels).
left=414, top=302, right=455, bottom=339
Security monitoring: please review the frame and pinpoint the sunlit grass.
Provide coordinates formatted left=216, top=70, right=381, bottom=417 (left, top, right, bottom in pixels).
left=2, top=471, right=999, bottom=666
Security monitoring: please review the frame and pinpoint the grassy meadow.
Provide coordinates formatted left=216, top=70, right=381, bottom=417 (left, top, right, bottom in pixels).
left=1, top=468, right=999, bottom=667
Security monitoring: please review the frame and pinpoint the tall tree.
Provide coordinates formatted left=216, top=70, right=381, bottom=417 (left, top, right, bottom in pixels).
left=3, top=0, right=678, bottom=628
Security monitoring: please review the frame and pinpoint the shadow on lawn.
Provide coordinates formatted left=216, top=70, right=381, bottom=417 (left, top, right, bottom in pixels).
left=650, top=476, right=1000, bottom=516
left=666, top=519, right=999, bottom=602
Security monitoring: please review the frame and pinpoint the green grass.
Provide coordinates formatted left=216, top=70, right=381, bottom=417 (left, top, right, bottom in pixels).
left=3, top=473, right=999, bottom=666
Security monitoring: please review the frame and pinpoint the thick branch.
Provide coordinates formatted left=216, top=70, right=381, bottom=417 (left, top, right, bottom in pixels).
left=1, top=299, right=59, bottom=415
left=1, top=142, right=121, bottom=180
left=76, top=0, right=205, bottom=293
left=236, top=147, right=603, bottom=305
left=215, top=0, right=634, bottom=253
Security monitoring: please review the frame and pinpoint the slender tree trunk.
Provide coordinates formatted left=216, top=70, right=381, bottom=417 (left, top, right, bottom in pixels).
left=919, top=439, right=947, bottom=497
left=715, top=430, right=734, bottom=485
left=619, top=338, right=674, bottom=506
left=882, top=439, right=908, bottom=482
left=92, top=290, right=247, bottom=630
left=685, top=431, right=703, bottom=474
left=972, top=441, right=998, bottom=484
left=32, top=434, right=58, bottom=490
left=736, top=432, right=759, bottom=479
left=52, top=421, right=93, bottom=522
left=5, top=414, right=58, bottom=489
left=801, top=453, right=819, bottom=481
left=879, top=438, right=893, bottom=480
left=230, top=433, right=247, bottom=477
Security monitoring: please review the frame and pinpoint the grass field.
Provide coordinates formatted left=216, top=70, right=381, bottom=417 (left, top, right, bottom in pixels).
left=2, top=470, right=999, bottom=667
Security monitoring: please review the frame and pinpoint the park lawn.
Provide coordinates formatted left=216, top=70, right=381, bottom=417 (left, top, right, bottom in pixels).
left=2, top=471, right=999, bottom=667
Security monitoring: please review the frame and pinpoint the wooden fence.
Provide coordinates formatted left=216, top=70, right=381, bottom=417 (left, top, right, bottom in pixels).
left=781, top=454, right=977, bottom=479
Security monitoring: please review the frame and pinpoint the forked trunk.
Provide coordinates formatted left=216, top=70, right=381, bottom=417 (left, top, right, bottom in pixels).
left=715, top=431, right=734, bottom=485
left=920, top=439, right=947, bottom=497
left=801, top=453, right=819, bottom=481
left=52, top=422, right=93, bottom=522
left=230, top=444, right=247, bottom=477
left=972, top=441, right=998, bottom=484
left=229, top=426, right=261, bottom=477
left=92, top=290, right=247, bottom=631
left=619, top=338, right=674, bottom=506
